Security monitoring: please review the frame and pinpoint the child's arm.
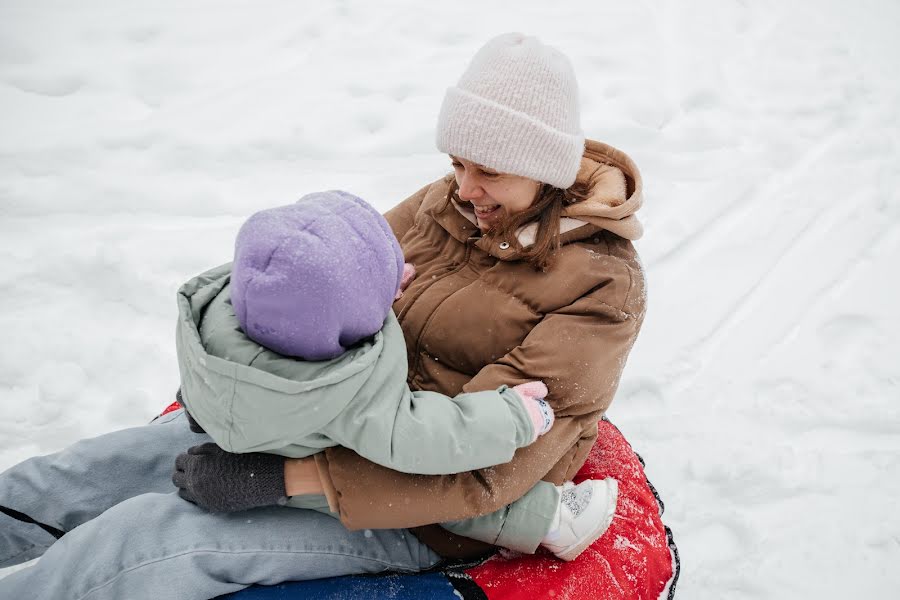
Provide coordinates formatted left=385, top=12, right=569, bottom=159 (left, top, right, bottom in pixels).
left=319, top=381, right=554, bottom=476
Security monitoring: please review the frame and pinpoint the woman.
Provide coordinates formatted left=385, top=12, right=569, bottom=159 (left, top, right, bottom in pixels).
left=0, top=33, right=646, bottom=599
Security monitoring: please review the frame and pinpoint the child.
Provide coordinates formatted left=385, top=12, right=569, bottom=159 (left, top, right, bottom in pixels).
left=173, top=190, right=617, bottom=561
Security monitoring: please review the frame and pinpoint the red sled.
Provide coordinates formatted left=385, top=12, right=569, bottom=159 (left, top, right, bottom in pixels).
left=463, top=417, right=679, bottom=599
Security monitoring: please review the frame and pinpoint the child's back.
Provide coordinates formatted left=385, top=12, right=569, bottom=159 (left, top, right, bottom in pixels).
left=174, top=190, right=617, bottom=562
left=176, top=191, right=543, bottom=470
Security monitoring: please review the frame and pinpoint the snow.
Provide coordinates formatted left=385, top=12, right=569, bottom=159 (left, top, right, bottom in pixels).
left=1, top=0, right=899, bottom=597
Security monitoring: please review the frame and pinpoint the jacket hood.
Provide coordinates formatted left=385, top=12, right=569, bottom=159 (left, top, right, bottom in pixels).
left=174, top=263, right=399, bottom=456
left=562, top=139, right=644, bottom=240
left=519, top=139, right=644, bottom=245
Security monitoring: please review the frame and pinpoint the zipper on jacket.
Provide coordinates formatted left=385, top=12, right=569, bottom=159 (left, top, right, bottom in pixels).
left=396, top=240, right=474, bottom=324
left=401, top=239, right=476, bottom=380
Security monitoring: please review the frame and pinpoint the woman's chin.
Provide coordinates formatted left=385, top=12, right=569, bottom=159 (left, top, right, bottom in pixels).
left=476, top=215, right=503, bottom=232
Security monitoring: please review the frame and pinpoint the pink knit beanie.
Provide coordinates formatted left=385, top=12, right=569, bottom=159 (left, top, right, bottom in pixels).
left=436, top=33, right=585, bottom=189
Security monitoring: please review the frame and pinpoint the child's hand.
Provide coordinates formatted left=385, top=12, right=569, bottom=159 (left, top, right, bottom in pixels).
left=512, top=381, right=554, bottom=442
left=513, top=381, right=548, bottom=403
left=394, top=263, right=416, bottom=300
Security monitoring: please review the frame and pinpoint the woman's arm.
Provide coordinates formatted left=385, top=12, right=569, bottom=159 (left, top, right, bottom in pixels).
left=383, top=181, right=436, bottom=240
left=307, top=283, right=645, bottom=529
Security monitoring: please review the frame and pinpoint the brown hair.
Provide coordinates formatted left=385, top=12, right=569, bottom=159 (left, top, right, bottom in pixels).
left=446, top=179, right=591, bottom=270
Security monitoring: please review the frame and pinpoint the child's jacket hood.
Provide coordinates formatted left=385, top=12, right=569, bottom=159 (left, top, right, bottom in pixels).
left=175, top=263, right=404, bottom=458
left=174, top=264, right=535, bottom=479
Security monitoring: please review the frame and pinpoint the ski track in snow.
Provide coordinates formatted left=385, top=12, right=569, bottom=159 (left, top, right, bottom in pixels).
left=1, top=0, right=899, bottom=597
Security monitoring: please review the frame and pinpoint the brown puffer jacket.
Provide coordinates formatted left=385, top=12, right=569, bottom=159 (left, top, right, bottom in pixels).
left=314, top=139, right=647, bottom=558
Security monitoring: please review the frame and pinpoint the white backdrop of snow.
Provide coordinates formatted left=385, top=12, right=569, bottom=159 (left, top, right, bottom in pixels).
left=1, top=0, right=898, bottom=597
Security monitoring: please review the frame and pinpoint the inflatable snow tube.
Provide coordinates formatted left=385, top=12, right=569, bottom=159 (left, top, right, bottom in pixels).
left=204, top=417, right=680, bottom=600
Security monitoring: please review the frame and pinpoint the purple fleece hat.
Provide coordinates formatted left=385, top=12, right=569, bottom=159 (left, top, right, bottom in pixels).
left=230, top=190, right=404, bottom=360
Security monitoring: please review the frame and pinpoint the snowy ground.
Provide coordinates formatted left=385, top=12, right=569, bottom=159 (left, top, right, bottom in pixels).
left=2, top=0, right=899, bottom=597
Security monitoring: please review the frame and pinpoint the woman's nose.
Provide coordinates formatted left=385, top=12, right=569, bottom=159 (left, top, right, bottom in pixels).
left=457, top=173, right=484, bottom=201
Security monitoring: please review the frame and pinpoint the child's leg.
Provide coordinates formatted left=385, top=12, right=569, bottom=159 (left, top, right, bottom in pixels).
left=541, top=479, right=618, bottom=561
left=441, top=478, right=619, bottom=561
left=0, top=409, right=205, bottom=568
left=441, top=481, right=560, bottom=554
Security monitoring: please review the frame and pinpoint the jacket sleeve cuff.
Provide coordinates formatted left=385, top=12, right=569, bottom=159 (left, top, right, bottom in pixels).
left=313, top=453, right=340, bottom=514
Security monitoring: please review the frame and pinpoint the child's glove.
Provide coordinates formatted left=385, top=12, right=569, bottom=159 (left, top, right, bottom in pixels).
left=394, top=263, right=416, bottom=300
left=172, top=443, right=287, bottom=512
left=512, top=381, right=555, bottom=443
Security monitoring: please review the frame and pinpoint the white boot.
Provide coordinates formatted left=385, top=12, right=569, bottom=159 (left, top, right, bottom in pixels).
left=540, top=478, right=618, bottom=561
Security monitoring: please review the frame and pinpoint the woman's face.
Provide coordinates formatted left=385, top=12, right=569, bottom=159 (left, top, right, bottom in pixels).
left=450, top=156, right=541, bottom=231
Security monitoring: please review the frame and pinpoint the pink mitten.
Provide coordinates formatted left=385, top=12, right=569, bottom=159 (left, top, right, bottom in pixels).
left=512, top=381, right=554, bottom=443
left=395, top=263, right=416, bottom=300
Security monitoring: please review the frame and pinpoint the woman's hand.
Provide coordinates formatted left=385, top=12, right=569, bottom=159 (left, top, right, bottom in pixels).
left=172, top=443, right=287, bottom=512
left=284, top=457, right=325, bottom=496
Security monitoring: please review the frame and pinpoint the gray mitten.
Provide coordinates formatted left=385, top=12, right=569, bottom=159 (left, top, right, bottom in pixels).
left=172, top=443, right=287, bottom=512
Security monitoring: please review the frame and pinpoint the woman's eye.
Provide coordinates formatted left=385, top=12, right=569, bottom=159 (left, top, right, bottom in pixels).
left=451, top=162, right=463, bottom=170
left=481, top=171, right=499, bottom=179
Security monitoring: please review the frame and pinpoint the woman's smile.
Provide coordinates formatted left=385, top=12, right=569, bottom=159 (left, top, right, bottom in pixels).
left=450, top=155, right=542, bottom=231
left=472, top=203, right=502, bottom=219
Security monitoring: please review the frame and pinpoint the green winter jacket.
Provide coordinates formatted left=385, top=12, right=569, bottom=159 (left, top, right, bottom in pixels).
left=174, top=263, right=536, bottom=475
